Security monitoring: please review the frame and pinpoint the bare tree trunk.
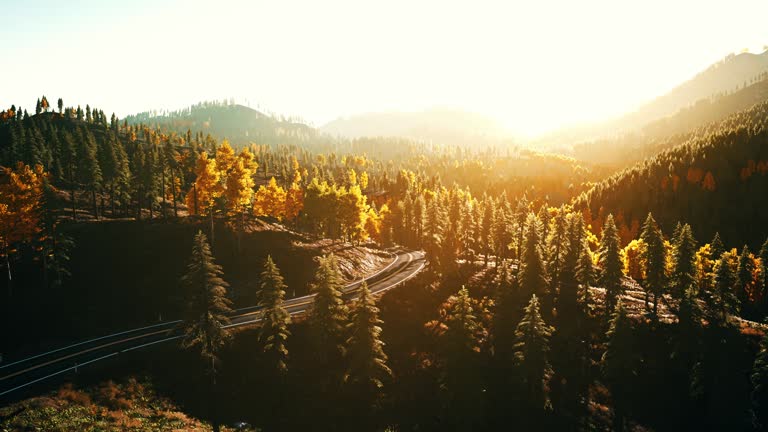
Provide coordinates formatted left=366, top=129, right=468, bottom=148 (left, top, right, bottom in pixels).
left=92, top=189, right=98, bottom=220
left=161, top=169, right=166, bottom=221
left=70, top=188, right=77, bottom=221
left=171, top=170, right=178, bottom=217
left=210, top=210, right=215, bottom=248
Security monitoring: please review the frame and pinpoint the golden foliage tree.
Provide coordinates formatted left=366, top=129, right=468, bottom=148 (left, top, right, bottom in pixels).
left=215, top=140, right=236, bottom=178
left=185, top=152, right=222, bottom=216
left=253, top=177, right=287, bottom=220
left=284, top=182, right=304, bottom=222
left=0, top=163, right=45, bottom=281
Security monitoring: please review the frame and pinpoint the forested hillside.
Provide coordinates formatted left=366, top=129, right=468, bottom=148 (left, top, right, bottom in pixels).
left=3, top=93, right=768, bottom=432
left=574, top=100, right=768, bottom=250
left=572, top=71, right=768, bottom=165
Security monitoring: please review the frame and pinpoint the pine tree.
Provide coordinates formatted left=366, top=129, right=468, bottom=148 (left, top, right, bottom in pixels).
left=736, top=245, right=754, bottom=307
left=760, top=237, right=768, bottom=311
left=344, top=281, right=391, bottom=418
left=602, top=300, right=636, bottom=432
left=309, top=254, right=349, bottom=368
left=257, top=255, right=291, bottom=374
left=513, top=294, right=553, bottom=411
left=545, top=208, right=568, bottom=298
left=519, top=213, right=547, bottom=301
left=671, top=224, right=697, bottom=300
left=641, top=213, right=666, bottom=318
left=481, top=193, right=496, bottom=266
left=178, top=230, right=232, bottom=432
left=179, top=230, right=233, bottom=359
left=710, top=232, right=725, bottom=261
left=442, top=286, right=484, bottom=428
left=576, top=241, right=595, bottom=313
left=599, top=214, right=623, bottom=317
left=710, top=253, right=739, bottom=325
left=57, top=98, right=63, bottom=114
left=751, top=330, right=768, bottom=429
left=75, top=129, right=102, bottom=219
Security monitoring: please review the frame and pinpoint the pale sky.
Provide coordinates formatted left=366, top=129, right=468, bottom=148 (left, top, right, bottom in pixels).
left=1, top=0, right=767, bottom=136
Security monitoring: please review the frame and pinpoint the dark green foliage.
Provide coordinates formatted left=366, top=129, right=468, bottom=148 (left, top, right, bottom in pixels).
left=513, top=294, right=553, bottom=411
left=441, top=286, right=485, bottom=429
left=599, top=214, right=623, bottom=317
left=344, top=281, right=391, bottom=426
left=737, top=245, right=755, bottom=306
left=752, top=330, right=768, bottom=430
left=179, top=230, right=232, bottom=368
left=257, top=255, right=291, bottom=373
left=602, top=300, right=637, bottom=432
left=519, top=213, right=547, bottom=301
left=641, top=213, right=666, bottom=317
left=671, top=224, right=697, bottom=300
left=710, top=253, right=740, bottom=325
left=308, top=254, right=349, bottom=367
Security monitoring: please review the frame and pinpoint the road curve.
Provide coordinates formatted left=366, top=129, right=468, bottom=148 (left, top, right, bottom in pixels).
left=0, top=249, right=426, bottom=399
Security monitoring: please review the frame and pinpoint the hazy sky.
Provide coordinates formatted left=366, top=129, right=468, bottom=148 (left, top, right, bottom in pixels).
left=1, top=0, right=767, bottom=136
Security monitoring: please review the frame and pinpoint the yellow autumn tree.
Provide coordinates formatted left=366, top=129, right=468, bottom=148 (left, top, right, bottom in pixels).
left=621, top=238, right=647, bottom=282
left=694, top=243, right=715, bottom=294
left=237, top=147, right=259, bottom=173
left=348, top=169, right=357, bottom=186
left=0, top=163, right=45, bottom=281
left=359, top=171, right=369, bottom=190
left=215, top=140, right=236, bottom=178
left=338, top=184, right=368, bottom=243
left=284, top=182, right=304, bottom=222
left=363, top=207, right=381, bottom=242
left=253, top=177, right=287, bottom=220
left=225, top=158, right=255, bottom=217
left=185, top=152, right=222, bottom=216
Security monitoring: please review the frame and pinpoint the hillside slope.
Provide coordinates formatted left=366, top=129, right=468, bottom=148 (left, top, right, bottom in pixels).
left=573, top=100, right=768, bottom=249
left=126, top=101, right=318, bottom=148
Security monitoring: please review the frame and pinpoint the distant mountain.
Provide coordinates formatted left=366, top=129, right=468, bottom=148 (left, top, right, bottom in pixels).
left=621, top=50, right=768, bottom=131
left=570, top=72, right=768, bottom=165
left=125, top=101, right=318, bottom=147
left=321, top=108, right=514, bottom=147
left=536, top=50, right=768, bottom=151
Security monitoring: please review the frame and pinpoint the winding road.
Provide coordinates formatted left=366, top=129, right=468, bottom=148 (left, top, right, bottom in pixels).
left=0, top=249, right=425, bottom=399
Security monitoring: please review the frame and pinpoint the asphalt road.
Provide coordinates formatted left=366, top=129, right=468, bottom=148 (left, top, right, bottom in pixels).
left=0, top=249, right=425, bottom=399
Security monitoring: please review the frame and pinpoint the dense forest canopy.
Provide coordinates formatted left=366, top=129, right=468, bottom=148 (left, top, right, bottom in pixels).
left=2, top=82, right=768, bottom=431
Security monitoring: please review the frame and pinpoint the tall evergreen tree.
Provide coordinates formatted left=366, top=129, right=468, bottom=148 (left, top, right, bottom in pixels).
left=710, top=232, right=725, bottom=261
left=514, top=294, right=554, bottom=411
left=344, top=281, right=391, bottom=427
left=576, top=241, right=595, bottom=313
left=737, top=245, right=754, bottom=307
left=640, top=213, right=666, bottom=318
left=710, top=253, right=739, bottom=325
left=671, top=224, right=697, bottom=300
left=519, top=213, right=547, bottom=301
left=179, top=230, right=232, bottom=432
left=599, top=214, right=623, bottom=317
left=257, top=255, right=291, bottom=373
left=751, top=330, right=768, bottom=430
left=309, top=254, right=349, bottom=370
left=602, top=300, right=636, bottom=432
left=442, top=286, right=484, bottom=429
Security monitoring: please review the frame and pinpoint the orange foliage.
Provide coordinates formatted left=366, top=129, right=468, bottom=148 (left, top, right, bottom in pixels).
left=701, top=171, right=716, bottom=191
left=0, top=163, right=45, bottom=254
left=686, top=167, right=704, bottom=184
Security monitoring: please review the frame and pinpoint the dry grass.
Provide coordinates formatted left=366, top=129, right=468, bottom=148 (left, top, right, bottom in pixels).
left=0, top=377, right=247, bottom=431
